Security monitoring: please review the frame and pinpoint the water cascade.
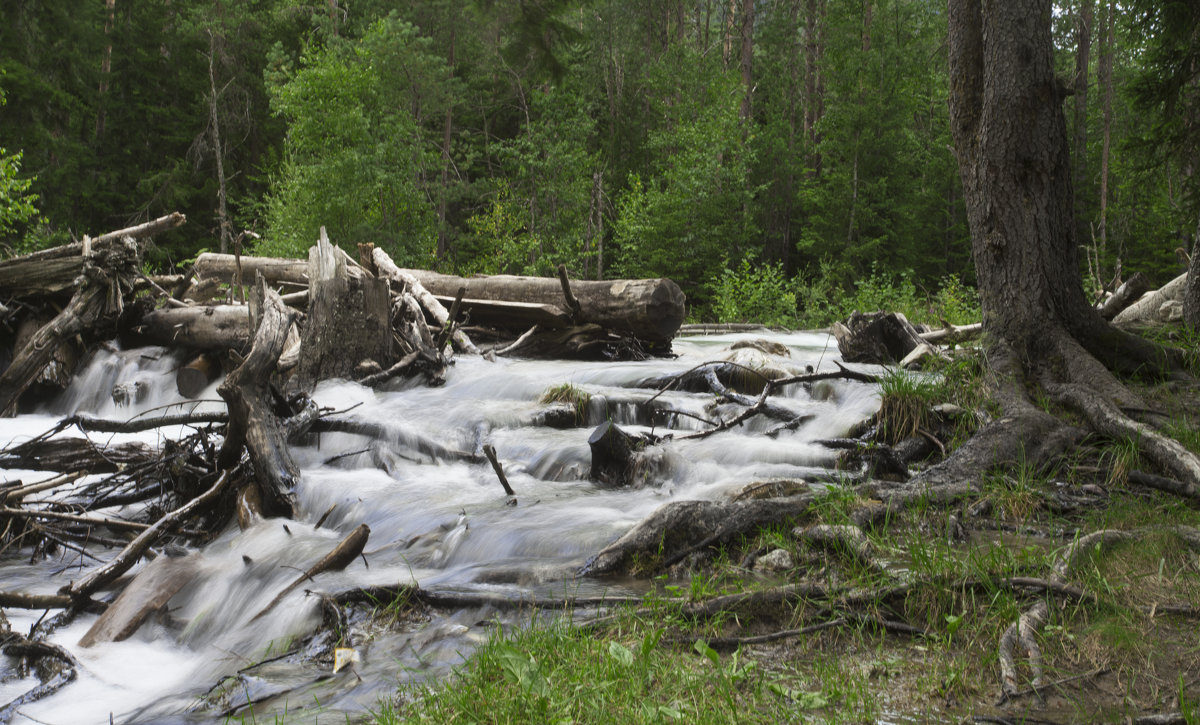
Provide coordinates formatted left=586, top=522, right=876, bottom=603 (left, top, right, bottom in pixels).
left=0, top=331, right=879, bottom=724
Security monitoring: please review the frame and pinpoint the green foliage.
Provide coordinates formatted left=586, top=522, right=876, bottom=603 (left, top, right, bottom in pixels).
left=0, top=148, right=39, bottom=245
left=712, top=260, right=797, bottom=327
left=262, top=16, right=441, bottom=262
left=461, top=185, right=545, bottom=275
left=377, top=618, right=791, bottom=724
left=876, top=368, right=938, bottom=445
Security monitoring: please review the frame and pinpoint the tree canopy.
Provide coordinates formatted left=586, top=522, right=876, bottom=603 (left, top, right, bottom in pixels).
left=0, top=0, right=1194, bottom=317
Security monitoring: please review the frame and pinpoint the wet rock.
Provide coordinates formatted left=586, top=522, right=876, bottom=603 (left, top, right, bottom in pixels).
left=730, top=339, right=791, bottom=357
left=731, top=479, right=809, bottom=501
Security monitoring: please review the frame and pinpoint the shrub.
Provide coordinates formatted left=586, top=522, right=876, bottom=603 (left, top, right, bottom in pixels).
left=712, top=260, right=797, bottom=327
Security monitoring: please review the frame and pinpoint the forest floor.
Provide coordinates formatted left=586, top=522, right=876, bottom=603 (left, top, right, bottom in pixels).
left=368, top=342, right=1200, bottom=725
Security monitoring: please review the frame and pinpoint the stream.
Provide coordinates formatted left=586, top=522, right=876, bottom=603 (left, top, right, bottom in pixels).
left=0, top=330, right=880, bottom=724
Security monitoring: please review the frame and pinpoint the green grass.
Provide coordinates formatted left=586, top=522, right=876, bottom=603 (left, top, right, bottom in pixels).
left=374, top=615, right=802, bottom=724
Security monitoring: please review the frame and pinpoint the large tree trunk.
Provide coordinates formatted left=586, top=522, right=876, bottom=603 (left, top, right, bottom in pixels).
left=1072, top=0, right=1092, bottom=246
left=940, top=0, right=1193, bottom=510
left=948, top=0, right=1164, bottom=383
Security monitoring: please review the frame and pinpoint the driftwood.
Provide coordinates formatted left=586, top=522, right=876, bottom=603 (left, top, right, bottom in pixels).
left=366, top=245, right=479, bottom=354
left=59, top=471, right=232, bottom=601
left=217, top=278, right=300, bottom=518
left=134, top=305, right=251, bottom=350
left=194, top=252, right=686, bottom=344
left=78, top=554, right=201, bottom=646
left=0, top=212, right=185, bottom=299
left=293, top=229, right=392, bottom=390
left=1113, top=272, right=1186, bottom=327
left=0, top=242, right=138, bottom=416
left=251, top=523, right=370, bottom=621
left=588, top=422, right=641, bottom=488
left=1098, top=272, right=1150, bottom=321
left=832, top=311, right=926, bottom=365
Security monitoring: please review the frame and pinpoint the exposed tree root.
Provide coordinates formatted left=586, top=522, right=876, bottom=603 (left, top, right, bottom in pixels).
left=995, top=525, right=1200, bottom=702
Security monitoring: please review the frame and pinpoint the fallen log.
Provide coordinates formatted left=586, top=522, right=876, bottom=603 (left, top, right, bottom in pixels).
left=194, top=250, right=364, bottom=288
left=194, top=253, right=686, bottom=343
left=78, top=554, right=201, bottom=646
left=133, top=305, right=251, bottom=350
left=0, top=213, right=185, bottom=299
left=251, top=523, right=370, bottom=621
left=1113, top=272, right=1186, bottom=327
left=59, top=471, right=232, bottom=601
left=1098, top=272, right=1150, bottom=321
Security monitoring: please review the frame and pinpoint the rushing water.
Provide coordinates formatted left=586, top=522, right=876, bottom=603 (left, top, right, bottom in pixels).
left=0, top=331, right=880, bottom=724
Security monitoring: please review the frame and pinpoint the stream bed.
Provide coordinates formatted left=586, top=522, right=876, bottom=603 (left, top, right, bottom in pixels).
left=0, top=331, right=880, bottom=724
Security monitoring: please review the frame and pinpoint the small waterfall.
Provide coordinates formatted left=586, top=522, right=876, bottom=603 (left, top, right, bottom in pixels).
left=0, top=331, right=880, bottom=723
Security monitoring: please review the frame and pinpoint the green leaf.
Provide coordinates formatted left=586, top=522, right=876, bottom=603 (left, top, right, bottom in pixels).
left=608, top=641, right=634, bottom=667
left=692, top=639, right=719, bottom=667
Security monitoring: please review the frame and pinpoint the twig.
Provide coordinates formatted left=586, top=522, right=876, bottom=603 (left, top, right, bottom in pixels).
left=482, top=444, right=516, bottom=498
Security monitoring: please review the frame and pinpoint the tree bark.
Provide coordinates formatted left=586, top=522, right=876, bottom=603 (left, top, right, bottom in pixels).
left=1097, top=0, right=1114, bottom=268
left=194, top=254, right=686, bottom=343
left=292, top=229, right=392, bottom=390
left=217, top=278, right=300, bottom=518
left=1072, top=0, right=1093, bottom=246
left=739, top=0, right=755, bottom=121
left=134, top=304, right=251, bottom=350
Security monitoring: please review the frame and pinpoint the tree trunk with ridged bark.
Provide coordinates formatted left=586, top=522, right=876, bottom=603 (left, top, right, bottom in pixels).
left=930, top=0, right=1195, bottom=493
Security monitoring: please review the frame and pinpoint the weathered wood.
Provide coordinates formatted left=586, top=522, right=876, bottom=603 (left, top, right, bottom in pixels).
left=60, top=471, right=232, bottom=601
left=0, top=285, right=108, bottom=417
left=1098, top=272, right=1150, bottom=320
left=12, top=316, right=82, bottom=389
left=409, top=268, right=685, bottom=343
left=134, top=304, right=251, bottom=350
left=368, top=246, right=479, bottom=355
left=1109, top=272, right=1180, bottom=326
left=482, top=444, right=516, bottom=498
left=194, top=251, right=364, bottom=287
left=832, top=311, right=926, bottom=364
left=588, top=421, right=640, bottom=488
left=433, top=296, right=570, bottom=329
left=78, top=554, right=200, bottom=646
left=0, top=213, right=185, bottom=298
left=0, top=437, right=158, bottom=474
left=919, top=321, right=983, bottom=345
left=217, top=278, right=300, bottom=518
left=251, top=523, right=370, bottom=621
left=294, top=229, right=392, bottom=390
left=195, top=252, right=686, bottom=342
left=2, top=234, right=158, bottom=415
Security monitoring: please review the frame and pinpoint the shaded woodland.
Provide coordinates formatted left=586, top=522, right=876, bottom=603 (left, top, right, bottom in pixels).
left=2, top=0, right=1198, bottom=316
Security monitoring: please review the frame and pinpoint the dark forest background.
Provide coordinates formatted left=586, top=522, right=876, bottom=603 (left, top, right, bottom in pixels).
left=1, top=1, right=1196, bottom=322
